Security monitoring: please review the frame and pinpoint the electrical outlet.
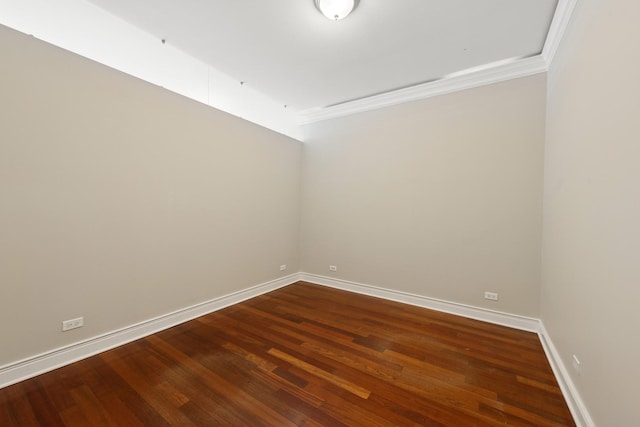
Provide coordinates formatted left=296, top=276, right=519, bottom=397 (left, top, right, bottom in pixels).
left=484, top=292, right=499, bottom=301
left=280, top=264, right=287, bottom=271
left=329, top=265, right=337, bottom=272
left=572, top=354, right=581, bottom=375
left=62, top=317, right=84, bottom=331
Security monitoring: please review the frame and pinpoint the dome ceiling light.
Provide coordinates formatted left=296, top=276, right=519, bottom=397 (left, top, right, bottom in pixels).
left=314, top=0, right=359, bottom=21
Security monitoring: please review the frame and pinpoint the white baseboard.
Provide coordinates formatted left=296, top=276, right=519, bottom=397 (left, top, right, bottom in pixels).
left=538, top=322, right=596, bottom=427
left=0, top=274, right=299, bottom=389
left=0, top=271, right=595, bottom=427
left=299, top=273, right=541, bottom=332
left=300, top=273, right=594, bottom=427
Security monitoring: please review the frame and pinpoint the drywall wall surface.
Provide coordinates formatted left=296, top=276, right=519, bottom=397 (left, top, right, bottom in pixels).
left=0, top=25, right=302, bottom=366
left=0, top=0, right=301, bottom=140
left=542, top=0, right=640, bottom=425
left=301, top=75, right=546, bottom=316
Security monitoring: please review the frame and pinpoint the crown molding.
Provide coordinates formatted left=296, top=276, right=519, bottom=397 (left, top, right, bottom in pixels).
left=2, top=0, right=575, bottom=137
left=298, top=55, right=548, bottom=125
left=297, top=0, right=579, bottom=127
left=542, top=0, right=579, bottom=66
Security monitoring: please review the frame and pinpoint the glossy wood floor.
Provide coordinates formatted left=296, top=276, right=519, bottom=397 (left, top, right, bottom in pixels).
left=0, top=282, right=575, bottom=426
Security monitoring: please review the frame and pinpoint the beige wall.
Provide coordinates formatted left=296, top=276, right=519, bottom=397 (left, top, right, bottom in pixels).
left=5, top=3, right=639, bottom=422
left=542, top=0, right=640, bottom=425
left=0, top=25, right=302, bottom=366
left=301, top=75, right=546, bottom=316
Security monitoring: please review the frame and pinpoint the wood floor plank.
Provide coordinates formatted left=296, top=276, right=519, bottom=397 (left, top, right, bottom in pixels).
left=68, top=384, right=117, bottom=427
left=268, top=348, right=372, bottom=399
left=17, top=381, right=66, bottom=427
left=59, top=405, right=93, bottom=427
left=145, top=334, right=300, bottom=427
left=4, top=383, right=41, bottom=427
left=133, top=343, right=253, bottom=425
left=104, top=349, right=199, bottom=426
left=0, top=281, right=575, bottom=426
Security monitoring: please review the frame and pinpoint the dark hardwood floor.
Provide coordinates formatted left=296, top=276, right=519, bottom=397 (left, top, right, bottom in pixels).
left=0, top=281, right=575, bottom=426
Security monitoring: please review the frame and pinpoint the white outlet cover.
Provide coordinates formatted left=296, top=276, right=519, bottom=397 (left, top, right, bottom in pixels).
left=484, top=292, right=499, bottom=301
left=62, top=317, right=84, bottom=331
left=572, top=354, right=581, bottom=374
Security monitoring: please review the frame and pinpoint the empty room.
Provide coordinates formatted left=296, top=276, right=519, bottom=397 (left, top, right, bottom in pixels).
left=0, top=0, right=638, bottom=425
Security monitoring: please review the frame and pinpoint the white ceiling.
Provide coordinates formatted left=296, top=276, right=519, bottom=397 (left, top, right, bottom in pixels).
left=84, top=0, right=558, bottom=112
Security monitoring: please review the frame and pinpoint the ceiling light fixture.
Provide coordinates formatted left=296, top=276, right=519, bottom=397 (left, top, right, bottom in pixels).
left=314, top=0, right=359, bottom=21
